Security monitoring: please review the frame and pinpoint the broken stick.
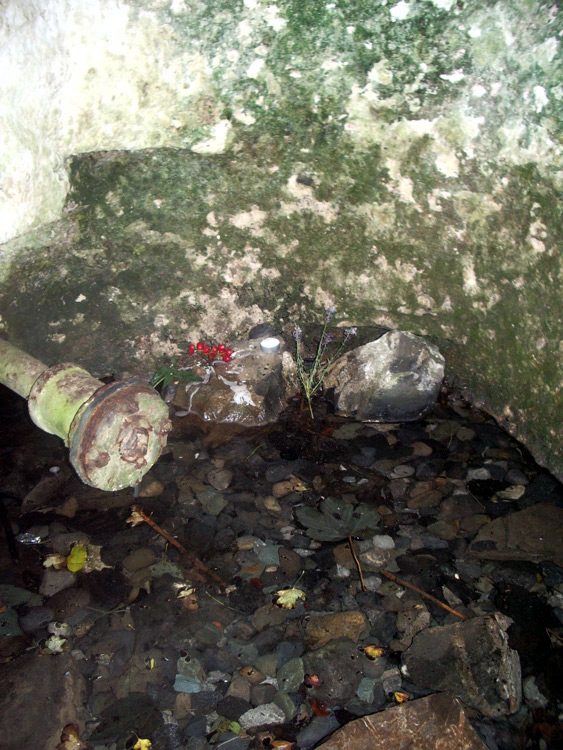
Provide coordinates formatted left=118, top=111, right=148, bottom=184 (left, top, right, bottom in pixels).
left=131, top=505, right=227, bottom=590
left=381, top=569, right=467, bottom=620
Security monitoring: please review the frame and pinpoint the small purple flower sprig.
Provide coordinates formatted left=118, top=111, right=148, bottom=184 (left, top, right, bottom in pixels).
left=293, top=307, right=357, bottom=418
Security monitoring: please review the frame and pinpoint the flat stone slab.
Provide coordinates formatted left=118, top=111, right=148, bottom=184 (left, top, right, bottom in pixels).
left=316, top=693, right=487, bottom=750
left=468, top=502, right=563, bottom=567
left=0, top=653, right=85, bottom=750
left=402, top=613, right=521, bottom=718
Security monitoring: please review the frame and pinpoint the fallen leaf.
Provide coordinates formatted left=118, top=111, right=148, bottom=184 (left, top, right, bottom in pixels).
left=83, top=543, right=112, bottom=573
left=274, top=587, right=306, bottom=609
left=48, top=622, right=71, bottom=637
left=67, top=542, right=88, bottom=572
left=45, top=634, right=67, bottom=654
left=309, top=698, right=331, bottom=717
left=56, top=723, right=86, bottom=750
left=177, top=587, right=196, bottom=598
left=304, top=673, right=321, bottom=687
left=295, top=496, right=380, bottom=542
left=44, top=553, right=68, bottom=569
left=127, top=509, right=145, bottom=527
left=363, top=645, right=384, bottom=660
left=133, top=739, right=152, bottom=750
left=394, top=691, right=411, bottom=704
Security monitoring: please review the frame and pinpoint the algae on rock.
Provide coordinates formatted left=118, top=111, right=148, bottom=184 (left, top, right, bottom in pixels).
left=0, top=0, right=560, bottom=478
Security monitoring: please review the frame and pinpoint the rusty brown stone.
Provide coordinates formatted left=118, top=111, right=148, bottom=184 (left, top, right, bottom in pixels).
left=316, top=693, right=487, bottom=750
left=305, top=610, right=368, bottom=650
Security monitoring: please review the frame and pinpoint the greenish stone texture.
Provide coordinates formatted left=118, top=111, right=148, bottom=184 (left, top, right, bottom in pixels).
left=0, top=0, right=561, bottom=477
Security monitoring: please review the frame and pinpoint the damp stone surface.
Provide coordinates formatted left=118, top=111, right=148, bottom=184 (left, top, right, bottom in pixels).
left=0, top=0, right=561, bottom=478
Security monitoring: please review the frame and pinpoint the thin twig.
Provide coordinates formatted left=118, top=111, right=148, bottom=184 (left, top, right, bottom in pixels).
left=348, top=536, right=367, bottom=592
left=132, top=505, right=227, bottom=590
left=242, top=443, right=266, bottom=463
left=467, top=489, right=487, bottom=511
left=381, top=569, right=467, bottom=620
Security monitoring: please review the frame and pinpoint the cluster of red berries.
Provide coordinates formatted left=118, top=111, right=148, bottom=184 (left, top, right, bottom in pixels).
left=188, top=340, right=234, bottom=363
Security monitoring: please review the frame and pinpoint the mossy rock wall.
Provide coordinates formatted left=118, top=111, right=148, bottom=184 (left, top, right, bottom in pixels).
left=0, top=0, right=561, bottom=477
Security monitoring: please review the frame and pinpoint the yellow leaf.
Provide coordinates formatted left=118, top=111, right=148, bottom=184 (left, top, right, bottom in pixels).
left=363, top=645, right=384, bottom=660
left=177, top=587, right=196, bottom=598
left=127, top=510, right=146, bottom=527
left=45, top=634, right=67, bottom=653
left=56, top=722, right=86, bottom=750
left=67, top=542, right=88, bottom=572
left=394, top=691, right=410, bottom=704
left=133, top=739, right=152, bottom=750
left=274, top=588, right=306, bottom=609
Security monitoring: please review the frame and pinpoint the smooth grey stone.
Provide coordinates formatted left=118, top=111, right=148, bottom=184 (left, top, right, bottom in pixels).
left=296, top=715, right=341, bottom=748
left=265, top=461, right=301, bottom=483
left=250, top=682, right=277, bottom=706
left=238, top=702, right=286, bottom=729
left=507, top=468, right=530, bottom=485
left=19, top=606, right=54, bottom=633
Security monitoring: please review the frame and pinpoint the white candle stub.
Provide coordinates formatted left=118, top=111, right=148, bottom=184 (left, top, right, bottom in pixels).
left=260, top=337, right=280, bottom=353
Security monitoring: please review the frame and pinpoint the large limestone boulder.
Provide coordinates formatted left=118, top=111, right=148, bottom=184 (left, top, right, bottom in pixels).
left=324, top=331, right=444, bottom=422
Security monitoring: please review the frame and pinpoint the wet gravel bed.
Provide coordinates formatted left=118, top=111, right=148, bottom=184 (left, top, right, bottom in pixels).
left=0, top=388, right=562, bottom=749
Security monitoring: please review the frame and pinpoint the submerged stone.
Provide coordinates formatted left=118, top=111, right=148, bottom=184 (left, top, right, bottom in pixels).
left=402, top=613, right=521, bottom=717
left=468, top=502, right=563, bottom=567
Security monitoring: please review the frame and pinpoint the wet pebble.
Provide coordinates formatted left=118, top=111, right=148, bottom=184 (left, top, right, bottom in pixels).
left=296, top=715, right=341, bottom=748
left=207, top=467, right=233, bottom=491
left=122, top=547, right=157, bottom=571
left=238, top=702, right=287, bottom=729
left=305, top=611, right=368, bottom=650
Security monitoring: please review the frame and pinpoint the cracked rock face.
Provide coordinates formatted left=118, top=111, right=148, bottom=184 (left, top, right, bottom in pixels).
left=317, top=693, right=488, bottom=750
left=324, top=331, right=445, bottom=422
left=402, top=613, right=522, bottom=718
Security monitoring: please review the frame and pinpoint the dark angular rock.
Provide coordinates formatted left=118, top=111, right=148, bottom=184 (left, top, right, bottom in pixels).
left=402, top=614, right=521, bottom=717
left=0, top=653, right=86, bottom=750
left=304, top=639, right=366, bottom=704
left=250, top=682, right=277, bottom=706
left=216, top=695, right=253, bottom=721
left=296, top=715, right=341, bottom=749
left=183, top=715, right=208, bottom=738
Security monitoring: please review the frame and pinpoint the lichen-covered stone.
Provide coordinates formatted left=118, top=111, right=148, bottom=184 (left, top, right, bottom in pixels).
left=0, top=0, right=561, bottom=478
